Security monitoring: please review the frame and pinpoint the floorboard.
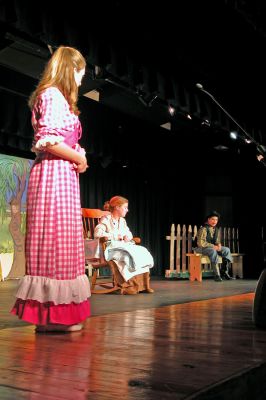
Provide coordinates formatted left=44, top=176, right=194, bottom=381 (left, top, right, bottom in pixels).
left=1, top=278, right=265, bottom=399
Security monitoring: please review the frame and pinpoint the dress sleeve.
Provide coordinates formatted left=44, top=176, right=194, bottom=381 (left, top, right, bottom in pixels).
left=32, top=88, right=66, bottom=150
left=94, top=217, right=113, bottom=240
left=94, top=216, right=133, bottom=241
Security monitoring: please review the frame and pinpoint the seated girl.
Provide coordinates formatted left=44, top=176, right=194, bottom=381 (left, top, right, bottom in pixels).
left=94, top=196, right=154, bottom=295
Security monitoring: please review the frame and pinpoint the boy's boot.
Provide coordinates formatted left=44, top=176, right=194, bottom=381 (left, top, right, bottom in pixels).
left=212, top=263, right=222, bottom=282
left=221, top=260, right=234, bottom=280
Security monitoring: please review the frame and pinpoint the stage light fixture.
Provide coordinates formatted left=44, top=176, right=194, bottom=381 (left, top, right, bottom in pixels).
left=168, top=105, right=175, bottom=116
left=229, top=131, right=238, bottom=140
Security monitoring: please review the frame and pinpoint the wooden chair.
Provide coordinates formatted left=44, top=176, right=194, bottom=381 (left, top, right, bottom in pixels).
left=81, top=208, right=120, bottom=294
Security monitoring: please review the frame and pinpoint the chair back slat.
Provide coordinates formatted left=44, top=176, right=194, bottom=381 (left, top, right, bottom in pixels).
left=81, top=208, right=120, bottom=294
left=81, top=208, right=110, bottom=239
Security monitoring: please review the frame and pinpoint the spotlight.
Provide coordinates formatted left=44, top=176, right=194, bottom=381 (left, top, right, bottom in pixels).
left=201, top=119, right=210, bottom=127
left=229, top=131, right=238, bottom=140
left=168, top=105, right=175, bottom=116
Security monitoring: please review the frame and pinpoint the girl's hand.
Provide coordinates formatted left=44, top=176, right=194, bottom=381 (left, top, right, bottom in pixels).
left=74, top=156, right=89, bottom=173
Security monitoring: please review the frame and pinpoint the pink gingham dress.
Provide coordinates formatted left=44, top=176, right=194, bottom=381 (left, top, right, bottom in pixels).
left=11, top=87, right=91, bottom=325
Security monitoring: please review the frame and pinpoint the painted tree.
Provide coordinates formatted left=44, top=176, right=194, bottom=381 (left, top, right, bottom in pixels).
left=0, top=155, right=32, bottom=278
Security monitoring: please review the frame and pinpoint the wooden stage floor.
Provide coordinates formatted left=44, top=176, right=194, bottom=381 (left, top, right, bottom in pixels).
left=1, top=278, right=266, bottom=399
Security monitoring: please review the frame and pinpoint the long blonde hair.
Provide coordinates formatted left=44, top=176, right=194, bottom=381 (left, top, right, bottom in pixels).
left=28, top=46, right=86, bottom=115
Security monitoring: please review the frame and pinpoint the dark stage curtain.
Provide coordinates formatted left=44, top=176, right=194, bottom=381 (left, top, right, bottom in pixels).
left=1, top=87, right=266, bottom=277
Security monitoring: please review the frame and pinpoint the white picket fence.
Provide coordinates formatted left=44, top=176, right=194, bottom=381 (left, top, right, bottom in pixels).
left=165, top=224, right=241, bottom=278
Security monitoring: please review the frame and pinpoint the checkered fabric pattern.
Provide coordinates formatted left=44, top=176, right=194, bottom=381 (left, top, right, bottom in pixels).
left=32, top=87, right=82, bottom=149
left=26, top=87, right=85, bottom=280
left=26, top=156, right=85, bottom=280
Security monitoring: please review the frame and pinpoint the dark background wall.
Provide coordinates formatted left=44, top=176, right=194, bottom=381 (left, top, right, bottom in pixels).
left=1, top=89, right=266, bottom=278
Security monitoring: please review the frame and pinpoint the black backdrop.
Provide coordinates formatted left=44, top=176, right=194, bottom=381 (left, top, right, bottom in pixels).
left=1, top=89, right=266, bottom=277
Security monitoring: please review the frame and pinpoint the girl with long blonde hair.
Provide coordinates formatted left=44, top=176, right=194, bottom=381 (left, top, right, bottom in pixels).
left=11, top=46, right=91, bottom=332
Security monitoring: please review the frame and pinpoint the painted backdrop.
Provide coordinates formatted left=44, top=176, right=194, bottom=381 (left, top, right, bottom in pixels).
left=0, top=154, right=32, bottom=279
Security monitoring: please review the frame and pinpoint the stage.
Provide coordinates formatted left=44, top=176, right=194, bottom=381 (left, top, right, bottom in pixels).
left=1, top=278, right=266, bottom=399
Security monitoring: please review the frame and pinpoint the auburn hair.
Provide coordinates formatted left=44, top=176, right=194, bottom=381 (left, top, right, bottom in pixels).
left=108, top=196, right=128, bottom=211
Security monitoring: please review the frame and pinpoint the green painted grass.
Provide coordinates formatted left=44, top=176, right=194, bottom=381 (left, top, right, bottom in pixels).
left=0, top=217, right=14, bottom=253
